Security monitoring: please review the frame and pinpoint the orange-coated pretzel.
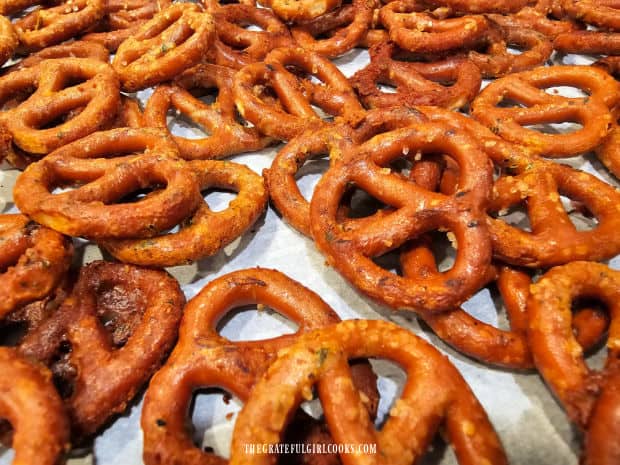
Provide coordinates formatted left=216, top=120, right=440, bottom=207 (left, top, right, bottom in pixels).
left=310, top=118, right=493, bottom=313
left=0, top=0, right=36, bottom=14
left=0, top=58, right=120, bottom=156
left=429, top=0, right=529, bottom=13
left=107, top=95, right=145, bottom=129
left=142, top=268, right=379, bottom=465
left=8, top=41, right=109, bottom=72
left=593, top=57, right=620, bottom=178
left=562, top=0, right=620, bottom=30
left=113, top=3, right=215, bottom=92
left=101, top=159, right=268, bottom=266
left=258, top=0, right=342, bottom=21
left=0, top=348, right=69, bottom=465
left=487, top=1, right=578, bottom=38
left=350, top=41, right=481, bottom=110
left=14, top=0, right=104, bottom=52
left=471, top=65, right=619, bottom=157
left=467, top=24, right=553, bottom=78
left=290, top=0, right=376, bottom=58
left=13, top=128, right=203, bottom=240
left=15, top=260, right=185, bottom=439
left=212, top=4, right=292, bottom=69
left=554, top=31, right=620, bottom=56
left=379, top=1, right=491, bottom=54
left=230, top=319, right=508, bottom=465
left=233, top=46, right=365, bottom=141
left=0, top=16, right=17, bottom=65
left=528, top=262, right=620, bottom=464
left=144, top=63, right=271, bottom=159
left=0, top=214, right=72, bottom=320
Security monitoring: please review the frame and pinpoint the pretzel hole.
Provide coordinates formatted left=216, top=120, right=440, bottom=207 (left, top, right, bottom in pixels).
left=561, top=195, right=598, bottom=231
left=428, top=231, right=457, bottom=273
left=50, top=340, right=77, bottom=399
left=571, top=297, right=609, bottom=360
left=372, top=249, right=402, bottom=275
left=369, top=359, right=406, bottom=429
left=295, top=154, right=329, bottom=202
left=543, top=86, right=589, bottom=98
left=0, top=320, right=28, bottom=346
left=491, top=201, right=532, bottom=232
left=524, top=121, right=583, bottom=134
left=216, top=304, right=298, bottom=342
left=202, top=189, right=237, bottom=212
left=496, top=97, right=527, bottom=109
left=339, top=186, right=387, bottom=219
left=0, top=87, right=36, bottom=111
left=94, top=280, right=145, bottom=347
left=167, top=107, right=213, bottom=139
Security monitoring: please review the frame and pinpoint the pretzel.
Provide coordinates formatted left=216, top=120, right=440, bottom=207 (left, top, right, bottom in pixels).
left=257, top=0, right=342, bottom=22
left=144, top=63, right=271, bottom=160
left=428, top=0, right=529, bottom=13
left=554, top=31, right=620, bottom=56
left=486, top=1, right=578, bottom=38
left=350, top=41, right=481, bottom=110
left=12, top=260, right=184, bottom=439
left=101, top=160, right=268, bottom=266
left=13, top=128, right=203, bottom=240
left=0, top=0, right=35, bottom=14
left=0, top=348, right=69, bottom=465
left=562, top=0, right=620, bottom=31
left=0, top=16, right=17, bottom=66
left=212, top=4, right=292, bottom=69
left=379, top=1, right=491, bottom=54
left=142, top=268, right=379, bottom=465
left=7, top=41, right=109, bottom=72
left=14, top=0, right=104, bottom=52
left=112, top=3, right=215, bottom=92
left=233, top=46, right=365, bottom=141
left=471, top=65, right=619, bottom=157
left=230, top=319, right=508, bottom=465
left=290, top=0, right=376, bottom=58
left=0, top=214, right=72, bottom=320
left=310, top=117, right=493, bottom=313
left=528, top=262, right=620, bottom=462
left=107, top=95, right=145, bottom=129
left=0, top=58, right=120, bottom=156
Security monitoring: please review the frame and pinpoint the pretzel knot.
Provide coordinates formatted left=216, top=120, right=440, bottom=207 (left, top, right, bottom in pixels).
left=113, top=3, right=215, bottom=92
left=0, top=58, right=120, bottom=156
left=14, top=0, right=104, bottom=51
left=144, top=63, right=271, bottom=160
left=310, top=118, right=493, bottom=313
left=212, top=4, right=292, bottom=69
left=101, top=159, right=268, bottom=266
left=233, top=46, right=365, bottom=140
left=528, top=262, right=620, bottom=465
left=142, top=268, right=379, bottom=465
left=230, top=319, right=508, bottom=465
left=14, top=260, right=185, bottom=439
left=0, top=214, right=72, bottom=321
left=0, top=348, right=69, bottom=465
left=14, top=128, right=203, bottom=240
left=471, top=65, right=619, bottom=157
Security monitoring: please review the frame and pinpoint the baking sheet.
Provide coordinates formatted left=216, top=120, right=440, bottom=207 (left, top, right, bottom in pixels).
left=1, top=47, right=618, bottom=465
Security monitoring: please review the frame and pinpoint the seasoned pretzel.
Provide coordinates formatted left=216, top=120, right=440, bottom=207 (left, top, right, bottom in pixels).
left=0, top=58, right=120, bottom=156
left=0, top=214, right=72, bottom=320
left=113, top=3, right=215, bottom=92
left=290, top=0, right=376, bottom=58
left=15, top=260, right=185, bottom=439
left=0, top=0, right=36, bottom=14
left=13, top=128, right=203, bottom=239
left=428, top=0, right=529, bottom=13
left=0, top=16, right=17, bottom=66
left=212, top=4, right=292, bottom=69
left=233, top=46, right=365, bottom=141
left=142, top=268, right=379, bottom=465
left=8, top=41, right=109, bottom=72
left=310, top=118, right=493, bottom=313
left=14, top=0, right=105, bottom=52
left=471, top=65, right=619, bottom=157
left=230, top=319, right=508, bottom=465
left=258, top=0, right=342, bottom=21
left=350, top=41, right=481, bottom=110
left=144, top=63, right=271, bottom=159
left=101, top=160, right=268, bottom=266
left=379, top=1, right=491, bottom=54
left=554, top=31, right=620, bottom=56
left=0, top=348, right=69, bottom=465
left=562, top=0, right=620, bottom=31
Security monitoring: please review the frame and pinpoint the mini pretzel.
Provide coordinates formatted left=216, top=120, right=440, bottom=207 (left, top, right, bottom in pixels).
left=14, top=0, right=105, bottom=52
left=554, top=31, right=620, bottom=56
left=101, top=160, right=268, bottom=266
left=0, top=58, right=120, bottom=156
left=428, top=0, right=529, bottom=13
left=14, top=260, right=185, bottom=439
left=0, top=16, right=17, bottom=66
left=212, top=4, right=292, bottom=69
left=233, top=46, right=365, bottom=141
left=0, top=214, right=72, bottom=320
left=562, top=0, right=620, bottom=30
left=0, top=0, right=36, bottom=14
left=487, top=1, right=578, bottom=38
left=379, top=1, right=491, bottom=54
left=471, top=65, right=619, bottom=157
left=230, top=319, right=508, bottom=465
left=258, top=0, right=342, bottom=22
left=144, top=63, right=271, bottom=160
left=142, top=268, right=379, bottom=465
left=350, top=41, right=481, bottom=110
left=310, top=118, right=493, bottom=313
left=290, top=0, right=376, bottom=58
left=13, top=128, right=203, bottom=240
left=0, top=348, right=69, bottom=465
left=113, top=3, right=215, bottom=92
left=7, top=41, right=109, bottom=71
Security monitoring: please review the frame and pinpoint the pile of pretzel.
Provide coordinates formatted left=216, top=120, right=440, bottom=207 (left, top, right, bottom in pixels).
left=1, top=0, right=620, bottom=463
